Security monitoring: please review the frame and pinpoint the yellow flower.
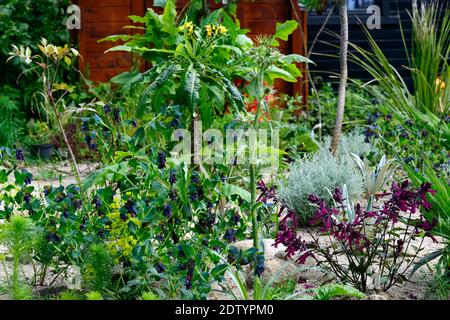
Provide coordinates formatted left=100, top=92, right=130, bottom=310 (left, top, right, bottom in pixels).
left=179, top=21, right=194, bottom=33
left=52, top=82, right=76, bottom=93
left=436, top=77, right=446, bottom=93
left=205, top=25, right=213, bottom=37
left=217, top=25, right=228, bottom=35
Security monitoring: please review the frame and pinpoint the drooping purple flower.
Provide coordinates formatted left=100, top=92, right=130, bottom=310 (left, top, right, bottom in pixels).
left=190, top=172, right=200, bottom=185
left=23, top=193, right=32, bottom=204
left=155, top=262, right=166, bottom=273
left=385, top=113, right=393, bottom=122
left=162, top=204, right=172, bottom=218
left=394, top=239, right=404, bottom=258
left=120, top=211, right=128, bottom=221
left=103, top=104, right=111, bottom=113
left=46, top=232, right=60, bottom=243
left=15, top=148, right=25, bottom=161
left=408, top=292, right=418, bottom=300
left=125, top=200, right=138, bottom=217
left=55, top=192, right=66, bottom=203
left=98, top=229, right=105, bottom=238
left=367, top=112, right=380, bottom=125
left=421, top=128, right=428, bottom=137
left=169, top=189, right=177, bottom=201
left=157, top=151, right=166, bottom=169
left=307, top=194, right=322, bottom=205
left=169, top=170, right=177, bottom=185
left=169, top=118, right=180, bottom=128
left=73, top=199, right=82, bottom=210
left=93, top=196, right=102, bottom=209
left=224, top=229, right=236, bottom=242
left=185, top=268, right=193, bottom=290
left=231, top=213, right=241, bottom=224
left=22, top=170, right=32, bottom=185
left=43, top=185, right=52, bottom=197
left=113, top=108, right=121, bottom=123
left=255, top=253, right=265, bottom=276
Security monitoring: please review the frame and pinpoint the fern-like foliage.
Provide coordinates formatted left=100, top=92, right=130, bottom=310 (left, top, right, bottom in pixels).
left=81, top=243, right=113, bottom=293
left=0, top=215, right=41, bottom=300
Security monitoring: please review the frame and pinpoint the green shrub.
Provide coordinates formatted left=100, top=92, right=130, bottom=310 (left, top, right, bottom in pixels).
left=0, top=86, right=25, bottom=146
left=280, top=148, right=363, bottom=222
left=0, top=0, right=71, bottom=146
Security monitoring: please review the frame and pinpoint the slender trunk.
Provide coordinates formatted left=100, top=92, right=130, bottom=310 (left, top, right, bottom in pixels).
left=48, top=89, right=81, bottom=184
left=330, top=0, right=348, bottom=156
left=250, top=77, right=264, bottom=277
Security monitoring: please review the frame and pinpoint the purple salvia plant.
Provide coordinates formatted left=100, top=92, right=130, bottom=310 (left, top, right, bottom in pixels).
left=271, top=180, right=437, bottom=292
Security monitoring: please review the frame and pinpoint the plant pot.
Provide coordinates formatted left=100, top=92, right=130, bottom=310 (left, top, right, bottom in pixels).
left=35, top=143, right=54, bottom=161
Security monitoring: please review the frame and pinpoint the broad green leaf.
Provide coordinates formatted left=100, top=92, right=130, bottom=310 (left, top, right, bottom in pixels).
left=282, top=54, right=314, bottom=65
left=137, top=64, right=177, bottom=118
left=110, top=71, right=143, bottom=85
left=98, top=35, right=133, bottom=43
left=184, top=67, right=201, bottom=113
left=128, top=15, right=147, bottom=23
left=223, top=78, right=244, bottom=110
left=210, top=264, right=229, bottom=280
left=221, top=183, right=251, bottom=202
left=104, top=45, right=132, bottom=53
left=272, top=20, right=298, bottom=46
left=314, top=284, right=366, bottom=300
left=161, top=0, right=177, bottom=34
left=266, top=65, right=297, bottom=82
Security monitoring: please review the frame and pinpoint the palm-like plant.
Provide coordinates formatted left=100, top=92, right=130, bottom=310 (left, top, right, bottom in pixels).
left=408, top=1, right=450, bottom=115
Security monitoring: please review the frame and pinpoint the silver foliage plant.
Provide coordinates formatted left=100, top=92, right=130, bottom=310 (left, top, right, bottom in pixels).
left=280, top=148, right=364, bottom=222
left=323, top=131, right=378, bottom=159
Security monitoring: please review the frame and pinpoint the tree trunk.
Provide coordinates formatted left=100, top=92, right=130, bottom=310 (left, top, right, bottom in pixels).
left=330, top=0, right=348, bottom=156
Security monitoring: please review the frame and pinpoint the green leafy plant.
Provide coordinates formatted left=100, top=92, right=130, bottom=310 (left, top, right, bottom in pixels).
left=23, top=119, right=53, bottom=146
left=8, top=39, right=87, bottom=182
left=0, top=0, right=71, bottom=140
left=311, top=283, right=366, bottom=300
left=406, top=166, right=450, bottom=273
left=0, top=86, right=25, bottom=147
left=0, top=215, right=41, bottom=300
left=81, top=243, right=113, bottom=293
